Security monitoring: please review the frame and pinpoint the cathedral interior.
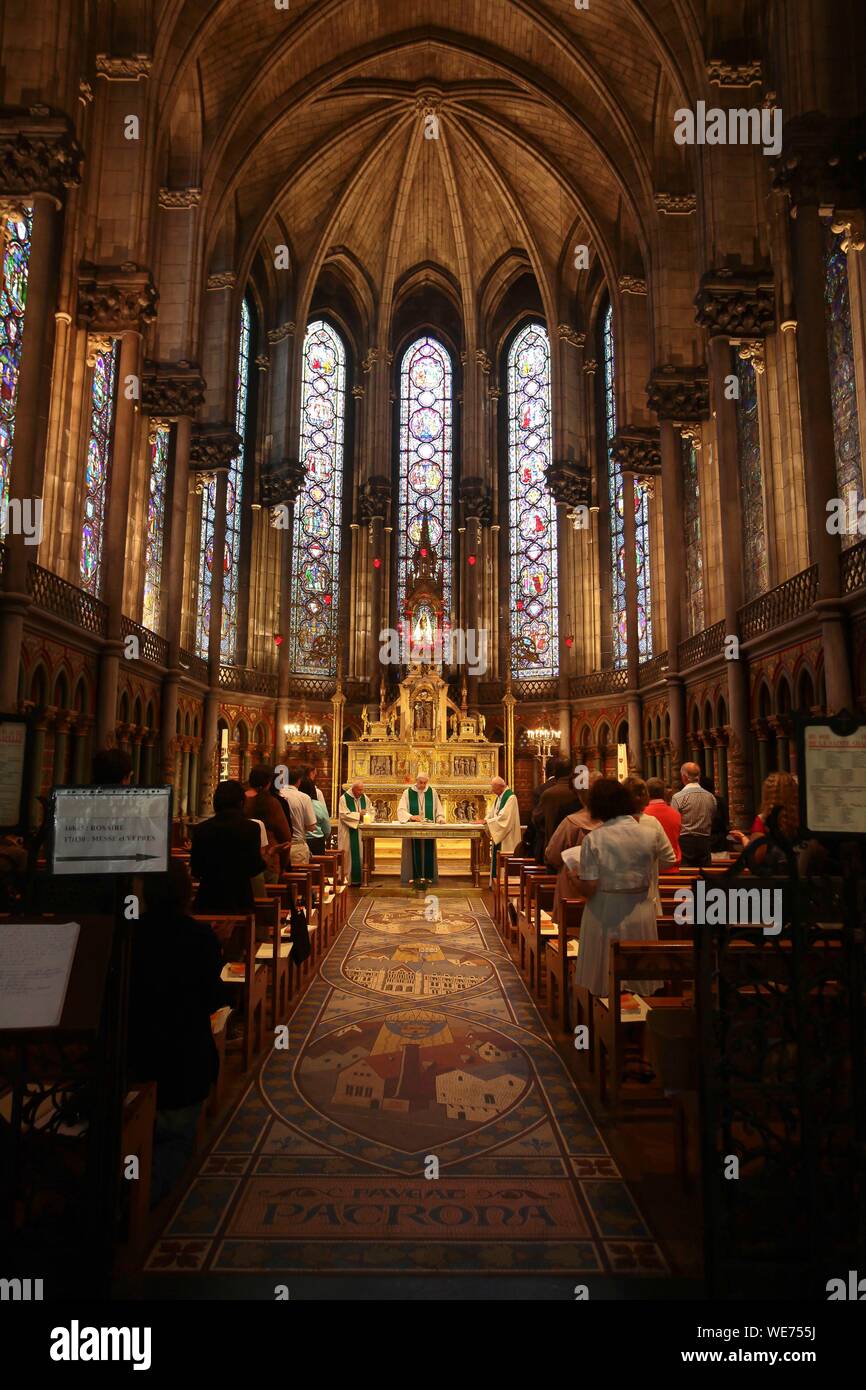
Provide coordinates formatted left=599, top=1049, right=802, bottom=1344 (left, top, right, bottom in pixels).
left=1, top=0, right=866, bottom=1328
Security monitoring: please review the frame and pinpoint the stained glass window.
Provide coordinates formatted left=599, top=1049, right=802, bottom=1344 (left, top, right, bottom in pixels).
left=824, top=223, right=864, bottom=550
left=733, top=350, right=768, bottom=602
left=602, top=303, right=652, bottom=665
left=222, top=296, right=252, bottom=662
left=507, top=322, right=558, bottom=678
left=80, top=338, right=120, bottom=595
left=142, top=424, right=170, bottom=632
left=602, top=305, right=627, bottom=666
left=681, top=435, right=705, bottom=635
left=0, top=206, right=32, bottom=515
left=398, top=335, right=453, bottom=644
left=289, top=319, right=346, bottom=675
left=195, top=473, right=216, bottom=659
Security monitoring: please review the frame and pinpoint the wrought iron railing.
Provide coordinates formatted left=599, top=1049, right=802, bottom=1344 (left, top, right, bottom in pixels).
left=677, top=619, right=726, bottom=670
left=120, top=615, right=169, bottom=667
left=841, top=537, right=866, bottom=594
left=514, top=676, right=560, bottom=700
left=27, top=562, right=108, bottom=636
left=285, top=675, right=337, bottom=699
left=178, top=648, right=209, bottom=684
left=738, top=564, right=818, bottom=641
left=638, top=650, right=668, bottom=688
left=569, top=668, right=629, bottom=698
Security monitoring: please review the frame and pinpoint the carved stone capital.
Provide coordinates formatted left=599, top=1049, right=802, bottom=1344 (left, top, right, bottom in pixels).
left=259, top=457, right=306, bottom=508
left=0, top=110, right=83, bottom=202
left=557, top=323, right=586, bottom=348
left=618, top=275, right=647, bottom=295
left=95, top=53, right=152, bottom=81
left=610, top=427, right=661, bottom=476
left=206, top=270, right=237, bottom=292
left=772, top=112, right=866, bottom=211
left=646, top=366, right=710, bottom=421
left=159, top=187, right=201, bottom=210
left=543, top=457, right=591, bottom=508
left=475, top=348, right=492, bottom=374
left=267, top=320, right=295, bottom=344
left=458, top=476, right=493, bottom=524
left=190, top=424, right=242, bottom=474
left=694, top=266, right=776, bottom=339
left=829, top=209, right=866, bottom=254
left=85, top=333, right=114, bottom=367
left=730, top=338, right=766, bottom=374
left=352, top=383, right=365, bottom=399
left=706, top=59, right=762, bottom=87
left=655, top=193, right=697, bottom=215
left=362, top=347, right=379, bottom=373
left=77, top=262, right=158, bottom=332
left=582, top=358, right=598, bottom=376
left=358, top=474, right=392, bottom=522
left=141, top=361, right=207, bottom=417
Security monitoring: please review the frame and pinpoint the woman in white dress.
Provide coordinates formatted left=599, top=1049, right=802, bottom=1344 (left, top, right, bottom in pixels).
left=562, top=778, right=659, bottom=998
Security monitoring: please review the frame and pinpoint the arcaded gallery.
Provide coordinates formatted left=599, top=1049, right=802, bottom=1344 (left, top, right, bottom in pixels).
left=1, top=0, right=866, bottom=1343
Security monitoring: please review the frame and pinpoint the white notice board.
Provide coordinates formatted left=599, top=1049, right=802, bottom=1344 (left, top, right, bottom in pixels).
left=51, top=786, right=171, bottom=875
left=0, top=921, right=80, bottom=1030
left=0, top=719, right=27, bottom=828
left=802, top=725, right=866, bottom=836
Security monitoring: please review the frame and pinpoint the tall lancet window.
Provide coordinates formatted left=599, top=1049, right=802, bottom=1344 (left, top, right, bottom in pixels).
left=602, top=303, right=652, bottom=666
left=824, top=223, right=864, bottom=548
left=0, top=206, right=32, bottom=514
left=195, top=296, right=254, bottom=661
left=681, top=434, right=705, bottom=636
left=507, top=323, right=558, bottom=678
left=397, top=335, right=453, bottom=645
left=733, top=350, right=768, bottom=602
left=142, top=423, right=170, bottom=632
left=290, top=319, right=346, bottom=676
left=80, top=338, right=120, bottom=596
left=222, top=296, right=252, bottom=662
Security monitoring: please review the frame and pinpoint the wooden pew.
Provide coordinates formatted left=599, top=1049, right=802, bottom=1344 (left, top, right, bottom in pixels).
left=519, top=875, right=557, bottom=996
left=118, top=1081, right=157, bottom=1261
left=281, top=870, right=319, bottom=961
left=593, top=940, right=695, bottom=1113
left=311, top=851, right=347, bottom=930
left=253, top=896, right=292, bottom=1029
left=191, top=913, right=266, bottom=1072
left=265, top=881, right=312, bottom=983
left=545, top=898, right=584, bottom=1033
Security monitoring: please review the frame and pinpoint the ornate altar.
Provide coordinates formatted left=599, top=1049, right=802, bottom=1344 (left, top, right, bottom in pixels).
left=347, top=666, right=501, bottom=824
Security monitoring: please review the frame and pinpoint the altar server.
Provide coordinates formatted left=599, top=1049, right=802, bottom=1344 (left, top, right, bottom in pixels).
left=338, top=780, right=369, bottom=885
left=397, top=773, right=445, bottom=884
left=485, top=776, right=521, bottom=884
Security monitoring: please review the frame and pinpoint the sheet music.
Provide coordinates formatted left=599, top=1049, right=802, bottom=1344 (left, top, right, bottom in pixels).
left=804, top=726, right=866, bottom=834
left=0, top=922, right=80, bottom=1030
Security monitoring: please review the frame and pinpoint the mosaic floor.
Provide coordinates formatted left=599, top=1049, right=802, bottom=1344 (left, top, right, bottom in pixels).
left=146, top=894, right=667, bottom=1282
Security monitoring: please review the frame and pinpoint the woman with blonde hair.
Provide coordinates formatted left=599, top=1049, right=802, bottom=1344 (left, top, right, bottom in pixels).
left=752, top=771, right=800, bottom=840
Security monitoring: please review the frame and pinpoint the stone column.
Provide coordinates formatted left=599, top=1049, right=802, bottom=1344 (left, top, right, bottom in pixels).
left=646, top=368, right=710, bottom=771
left=695, top=271, right=776, bottom=823
left=611, top=430, right=660, bottom=772
left=142, top=364, right=206, bottom=785
left=0, top=116, right=82, bottom=712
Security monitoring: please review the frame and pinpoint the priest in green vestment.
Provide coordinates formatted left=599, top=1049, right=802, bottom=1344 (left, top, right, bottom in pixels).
left=338, top=780, right=369, bottom=885
left=485, top=775, right=522, bottom=884
left=396, top=773, right=445, bottom=884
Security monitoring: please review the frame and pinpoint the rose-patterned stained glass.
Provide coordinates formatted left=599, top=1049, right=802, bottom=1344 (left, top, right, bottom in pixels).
left=682, top=434, right=705, bottom=636
left=397, top=335, right=453, bottom=643
left=0, top=206, right=32, bottom=514
left=824, top=223, right=864, bottom=550
left=289, top=319, right=346, bottom=675
left=80, top=338, right=120, bottom=596
left=603, top=304, right=627, bottom=667
left=195, top=473, right=217, bottom=659
left=222, top=296, right=252, bottom=662
left=142, top=424, right=170, bottom=632
left=507, top=322, right=558, bottom=679
left=733, top=350, right=768, bottom=602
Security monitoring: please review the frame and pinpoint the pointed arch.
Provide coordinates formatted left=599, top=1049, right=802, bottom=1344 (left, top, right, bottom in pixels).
left=397, top=334, right=454, bottom=635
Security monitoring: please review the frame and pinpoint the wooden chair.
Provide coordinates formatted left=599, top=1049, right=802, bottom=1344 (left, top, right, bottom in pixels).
left=191, top=913, right=266, bottom=1072
left=519, top=876, right=556, bottom=995
left=546, top=898, right=584, bottom=1033
left=593, top=940, right=694, bottom=1113
left=253, top=896, right=292, bottom=1028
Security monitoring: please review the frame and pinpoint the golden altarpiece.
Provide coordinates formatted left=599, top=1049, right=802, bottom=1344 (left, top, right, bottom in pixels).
left=344, top=517, right=501, bottom=825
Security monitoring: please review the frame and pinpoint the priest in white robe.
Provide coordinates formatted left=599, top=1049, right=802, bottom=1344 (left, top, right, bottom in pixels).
left=485, top=776, right=522, bottom=883
left=337, top=779, right=369, bottom=885
left=397, top=773, right=445, bottom=884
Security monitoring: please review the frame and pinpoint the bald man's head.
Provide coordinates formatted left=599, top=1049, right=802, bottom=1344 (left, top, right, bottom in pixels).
left=681, top=762, right=702, bottom=784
